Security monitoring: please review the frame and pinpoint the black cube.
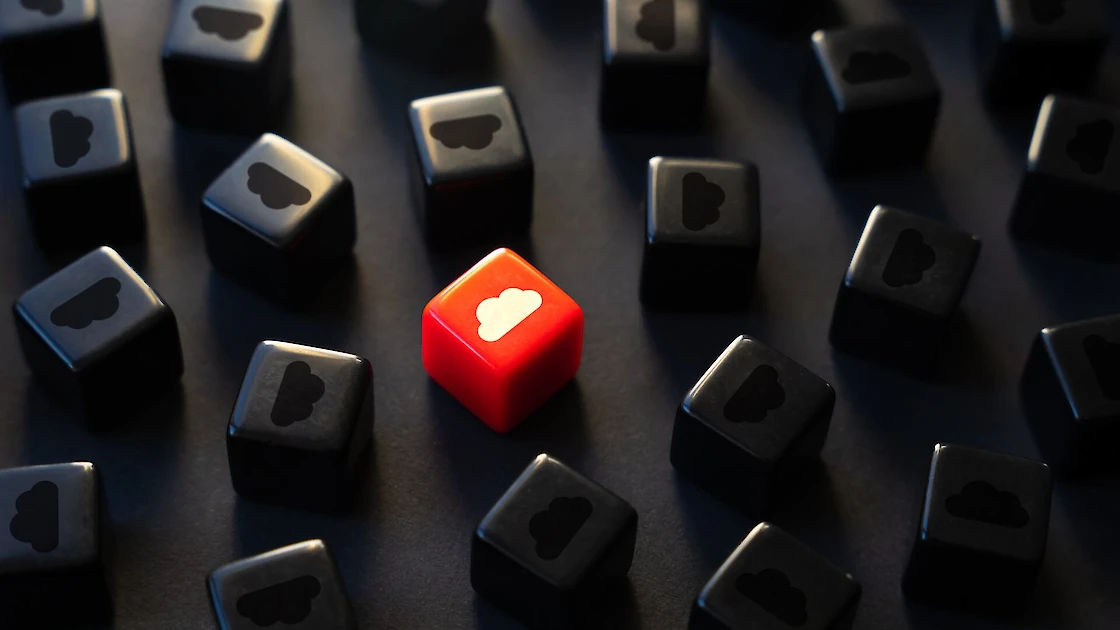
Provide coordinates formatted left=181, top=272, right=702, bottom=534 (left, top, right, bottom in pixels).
left=14, top=89, right=144, bottom=255
left=472, top=454, right=638, bottom=628
left=975, top=0, right=1109, bottom=105
left=202, top=133, right=356, bottom=305
left=0, top=462, right=111, bottom=628
left=640, top=157, right=761, bottom=310
left=1009, top=95, right=1120, bottom=260
left=802, top=25, right=941, bottom=174
left=161, top=0, right=292, bottom=133
left=227, top=341, right=374, bottom=512
left=601, top=0, right=711, bottom=129
left=829, top=206, right=980, bottom=375
left=13, top=247, right=183, bottom=426
left=671, top=335, right=835, bottom=514
left=1021, top=314, right=1120, bottom=474
left=408, top=86, right=534, bottom=248
left=0, top=0, right=110, bottom=104
left=690, top=522, right=861, bottom=630
left=903, top=444, right=1052, bottom=615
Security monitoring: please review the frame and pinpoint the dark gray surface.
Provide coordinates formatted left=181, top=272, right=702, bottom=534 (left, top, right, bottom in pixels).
left=0, top=0, right=1118, bottom=628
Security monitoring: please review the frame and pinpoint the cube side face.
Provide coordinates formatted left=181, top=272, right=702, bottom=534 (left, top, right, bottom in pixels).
left=829, top=282, right=944, bottom=373
left=202, top=201, right=293, bottom=302
left=0, top=3, right=109, bottom=105
left=471, top=533, right=568, bottom=628
left=504, top=308, right=584, bottom=431
left=670, top=404, right=770, bottom=511
left=422, top=303, right=506, bottom=427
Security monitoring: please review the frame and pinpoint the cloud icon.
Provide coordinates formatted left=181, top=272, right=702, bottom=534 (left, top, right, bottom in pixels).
left=236, top=575, right=321, bottom=627
left=20, top=0, right=63, bottom=17
left=723, top=364, right=785, bottom=424
left=476, top=288, right=543, bottom=343
left=736, top=568, right=808, bottom=627
left=882, top=228, right=936, bottom=288
left=682, top=172, right=724, bottom=232
left=1066, top=119, right=1114, bottom=175
left=49, top=109, right=94, bottom=168
left=529, top=496, right=594, bottom=560
left=9, top=480, right=59, bottom=553
left=192, top=6, right=265, bottom=42
left=271, top=361, right=326, bottom=427
left=945, top=480, right=1030, bottom=529
left=50, top=277, right=122, bottom=330
left=247, top=162, right=313, bottom=210
left=636, top=0, right=676, bottom=52
left=842, top=51, right=912, bottom=85
left=429, top=115, right=503, bottom=150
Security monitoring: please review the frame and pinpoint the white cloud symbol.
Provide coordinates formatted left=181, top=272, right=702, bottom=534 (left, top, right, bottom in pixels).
left=476, top=288, right=543, bottom=342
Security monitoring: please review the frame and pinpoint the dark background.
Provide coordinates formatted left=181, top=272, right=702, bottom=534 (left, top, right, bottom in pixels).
left=0, top=0, right=1118, bottom=628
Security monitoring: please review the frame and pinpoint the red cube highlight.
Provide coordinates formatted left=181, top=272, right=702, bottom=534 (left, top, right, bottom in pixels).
left=422, top=249, right=584, bottom=433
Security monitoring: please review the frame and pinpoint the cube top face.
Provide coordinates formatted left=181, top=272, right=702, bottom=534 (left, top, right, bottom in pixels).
left=14, top=247, right=170, bottom=371
left=209, top=540, right=355, bottom=630
left=647, top=157, right=760, bottom=249
left=993, top=0, right=1108, bottom=42
left=477, top=454, right=637, bottom=590
left=682, top=336, right=835, bottom=465
left=604, top=0, right=710, bottom=67
left=0, top=462, right=99, bottom=575
left=229, top=341, right=371, bottom=453
left=409, top=86, right=530, bottom=187
left=425, top=248, right=583, bottom=370
left=920, top=444, right=1052, bottom=564
left=164, top=0, right=286, bottom=66
left=810, top=25, right=939, bottom=113
left=1028, top=96, right=1120, bottom=194
left=697, top=523, right=860, bottom=630
left=1039, top=314, right=1120, bottom=423
left=0, top=0, right=98, bottom=40
left=845, top=206, right=980, bottom=320
left=15, top=89, right=131, bottom=186
left=204, top=133, right=346, bottom=248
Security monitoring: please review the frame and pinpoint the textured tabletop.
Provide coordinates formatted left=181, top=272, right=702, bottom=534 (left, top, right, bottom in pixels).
left=0, top=0, right=1118, bottom=628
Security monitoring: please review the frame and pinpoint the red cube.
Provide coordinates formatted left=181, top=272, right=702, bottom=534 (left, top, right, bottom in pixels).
left=422, top=249, right=584, bottom=433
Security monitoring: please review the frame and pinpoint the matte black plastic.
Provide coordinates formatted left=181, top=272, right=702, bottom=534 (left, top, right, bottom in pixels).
left=0, top=0, right=110, bottom=105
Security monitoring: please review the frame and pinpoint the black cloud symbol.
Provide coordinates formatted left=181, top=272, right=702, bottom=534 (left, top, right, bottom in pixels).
left=1066, top=119, right=1114, bottom=175
left=429, top=115, right=503, bottom=150
left=9, top=480, right=59, bottom=553
left=50, top=109, right=94, bottom=168
left=192, top=6, right=265, bottom=42
left=1083, top=335, right=1120, bottom=401
left=842, top=51, right=913, bottom=85
left=945, top=480, right=1030, bottom=529
left=50, top=277, right=122, bottom=330
left=529, top=496, right=594, bottom=561
left=271, top=361, right=326, bottom=427
left=236, top=575, right=322, bottom=627
left=882, top=228, right=936, bottom=288
left=1029, top=0, right=1067, bottom=25
left=736, top=568, right=808, bottom=627
left=247, top=162, right=313, bottom=210
left=20, top=0, right=64, bottom=17
left=724, top=365, right=785, bottom=424
left=636, top=0, right=676, bottom=52
left=682, top=172, right=724, bottom=232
